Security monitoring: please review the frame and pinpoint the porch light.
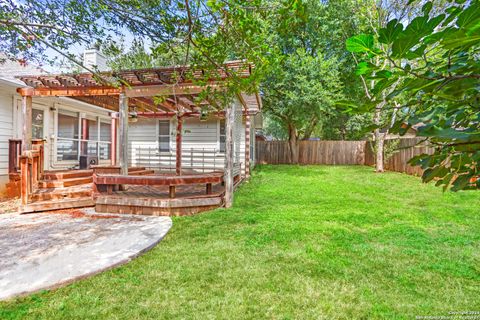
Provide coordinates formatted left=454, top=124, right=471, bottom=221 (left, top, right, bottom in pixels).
left=129, top=108, right=138, bottom=123
left=199, top=108, right=209, bottom=122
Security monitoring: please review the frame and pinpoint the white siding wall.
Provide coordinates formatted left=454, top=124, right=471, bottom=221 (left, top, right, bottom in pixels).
left=0, top=82, right=113, bottom=192
left=127, top=114, right=250, bottom=173
left=0, top=90, right=14, bottom=177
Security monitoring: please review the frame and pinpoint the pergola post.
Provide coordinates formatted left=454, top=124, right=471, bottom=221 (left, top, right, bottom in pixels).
left=21, top=95, right=32, bottom=153
left=118, top=93, right=129, bottom=175
left=176, top=116, right=183, bottom=175
left=224, top=102, right=235, bottom=208
left=81, top=118, right=89, bottom=156
left=111, top=113, right=118, bottom=166
left=244, top=113, right=251, bottom=179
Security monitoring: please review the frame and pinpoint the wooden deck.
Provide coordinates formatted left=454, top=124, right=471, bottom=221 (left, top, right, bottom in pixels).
left=93, top=171, right=228, bottom=216
left=95, top=183, right=225, bottom=216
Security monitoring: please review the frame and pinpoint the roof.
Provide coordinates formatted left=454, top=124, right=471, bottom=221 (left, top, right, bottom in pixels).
left=0, top=54, right=45, bottom=86
left=16, top=60, right=262, bottom=115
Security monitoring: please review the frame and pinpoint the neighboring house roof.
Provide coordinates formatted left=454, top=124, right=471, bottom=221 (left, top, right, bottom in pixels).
left=0, top=54, right=45, bottom=86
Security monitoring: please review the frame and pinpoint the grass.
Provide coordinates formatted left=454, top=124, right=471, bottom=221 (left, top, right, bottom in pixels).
left=1, top=165, right=480, bottom=319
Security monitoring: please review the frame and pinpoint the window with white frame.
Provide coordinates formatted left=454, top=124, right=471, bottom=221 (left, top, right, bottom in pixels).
left=158, top=120, right=170, bottom=152
left=57, top=110, right=80, bottom=161
left=219, top=119, right=226, bottom=152
left=56, top=109, right=111, bottom=161
left=32, top=108, right=44, bottom=139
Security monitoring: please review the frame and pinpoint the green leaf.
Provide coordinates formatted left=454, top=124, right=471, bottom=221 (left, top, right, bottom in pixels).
left=355, top=61, right=371, bottom=75
left=422, top=2, right=433, bottom=15
left=457, top=2, right=480, bottom=29
left=378, top=19, right=403, bottom=44
left=375, top=70, right=393, bottom=79
left=392, top=14, right=445, bottom=57
left=346, top=34, right=375, bottom=53
left=442, top=32, right=480, bottom=49
left=451, top=174, right=472, bottom=191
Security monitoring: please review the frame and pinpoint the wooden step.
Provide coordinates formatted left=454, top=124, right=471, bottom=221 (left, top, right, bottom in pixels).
left=43, top=169, right=93, bottom=180
left=29, top=186, right=92, bottom=202
left=19, top=197, right=94, bottom=214
left=38, top=176, right=93, bottom=188
left=129, top=169, right=155, bottom=176
left=128, top=167, right=146, bottom=173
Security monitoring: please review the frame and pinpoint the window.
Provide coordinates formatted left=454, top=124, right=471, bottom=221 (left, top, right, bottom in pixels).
left=158, top=120, right=170, bottom=152
left=99, top=121, right=111, bottom=160
left=219, top=120, right=226, bottom=152
left=57, top=111, right=80, bottom=161
left=56, top=110, right=111, bottom=161
left=32, top=109, right=44, bottom=139
left=81, top=118, right=98, bottom=156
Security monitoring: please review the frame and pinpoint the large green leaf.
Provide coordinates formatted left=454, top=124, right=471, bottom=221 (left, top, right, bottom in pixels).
left=355, top=61, right=372, bottom=75
left=457, top=1, right=480, bottom=29
left=442, top=32, right=480, bottom=49
left=346, top=34, right=375, bottom=53
left=378, top=19, right=403, bottom=44
left=392, top=14, right=445, bottom=58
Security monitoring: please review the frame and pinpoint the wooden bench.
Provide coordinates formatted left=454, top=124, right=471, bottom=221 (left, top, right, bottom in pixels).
left=93, top=172, right=224, bottom=198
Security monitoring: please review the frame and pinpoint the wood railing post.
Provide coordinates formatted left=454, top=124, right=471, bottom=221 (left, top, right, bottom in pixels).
left=176, top=116, right=183, bottom=175
left=20, top=156, right=28, bottom=206
left=32, top=154, right=38, bottom=188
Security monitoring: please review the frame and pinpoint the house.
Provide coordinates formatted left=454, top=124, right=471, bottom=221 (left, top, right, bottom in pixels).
left=0, top=52, right=262, bottom=215
left=0, top=56, right=113, bottom=196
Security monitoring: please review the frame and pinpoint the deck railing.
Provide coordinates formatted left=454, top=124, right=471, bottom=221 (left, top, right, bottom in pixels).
left=131, top=147, right=242, bottom=173
left=8, top=139, right=22, bottom=175
left=19, top=140, right=44, bottom=206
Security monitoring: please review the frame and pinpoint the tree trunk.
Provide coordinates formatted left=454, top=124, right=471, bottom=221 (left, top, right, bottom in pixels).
left=302, top=116, right=318, bottom=140
left=374, top=128, right=385, bottom=172
left=373, top=104, right=385, bottom=172
left=288, top=123, right=299, bottom=164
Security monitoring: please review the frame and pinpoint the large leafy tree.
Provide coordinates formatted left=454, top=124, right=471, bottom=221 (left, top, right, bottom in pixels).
left=0, top=0, right=267, bottom=99
left=261, top=0, right=373, bottom=161
left=346, top=0, right=480, bottom=190
left=262, top=49, right=344, bottom=162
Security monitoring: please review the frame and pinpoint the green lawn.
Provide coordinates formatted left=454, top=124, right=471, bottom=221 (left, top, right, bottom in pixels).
left=2, top=165, right=480, bottom=319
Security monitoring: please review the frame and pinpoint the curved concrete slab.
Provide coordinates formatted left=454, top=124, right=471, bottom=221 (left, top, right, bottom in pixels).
left=0, top=208, right=172, bottom=300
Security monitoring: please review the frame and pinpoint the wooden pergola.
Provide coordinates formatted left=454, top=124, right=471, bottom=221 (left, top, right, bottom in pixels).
left=16, top=60, right=261, bottom=207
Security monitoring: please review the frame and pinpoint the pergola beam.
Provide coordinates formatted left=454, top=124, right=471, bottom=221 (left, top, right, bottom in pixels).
left=17, top=86, right=121, bottom=97
left=125, top=83, right=221, bottom=98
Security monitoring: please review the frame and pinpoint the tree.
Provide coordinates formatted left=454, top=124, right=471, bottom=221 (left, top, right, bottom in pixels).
left=259, top=0, right=374, bottom=162
left=262, top=49, right=344, bottom=163
left=0, top=0, right=267, bottom=100
left=346, top=0, right=480, bottom=190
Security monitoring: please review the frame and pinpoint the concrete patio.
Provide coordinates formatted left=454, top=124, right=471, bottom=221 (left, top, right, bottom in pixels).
left=0, top=208, right=172, bottom=300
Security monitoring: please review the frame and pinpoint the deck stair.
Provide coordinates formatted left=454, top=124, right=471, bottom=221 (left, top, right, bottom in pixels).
left=20, top=167, right=154, bottom=213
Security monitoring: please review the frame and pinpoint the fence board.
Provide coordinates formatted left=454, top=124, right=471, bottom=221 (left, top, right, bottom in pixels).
left=256, top=140, right=366, bottom=165
left=256, top=138, right=433, bottom=176
left=364, top=138, right=434, bottom=176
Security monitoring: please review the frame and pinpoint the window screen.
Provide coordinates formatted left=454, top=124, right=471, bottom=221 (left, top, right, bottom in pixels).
left=219, top=120, right=226, bottom=152
left=159, top=120, right=170, bottom=152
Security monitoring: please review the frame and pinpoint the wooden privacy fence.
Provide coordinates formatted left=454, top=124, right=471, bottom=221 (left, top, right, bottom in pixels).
left=256, top=138, right=434, bottom=176
left=256, top=140, right=366, bottom=165
left=364, top=138, right=434, bottom=176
